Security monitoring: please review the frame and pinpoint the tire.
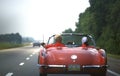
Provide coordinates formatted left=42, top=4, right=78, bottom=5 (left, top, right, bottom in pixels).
left=40, top=73, right=47, bottom=76
left=91, top=72, right=106, bottom=76
left=39, top=67, right=47, bottom=76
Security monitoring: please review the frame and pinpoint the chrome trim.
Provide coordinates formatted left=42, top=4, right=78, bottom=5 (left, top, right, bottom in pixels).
left=83, top=65, right=108, bottom=68
left=37, top=64, right=108, bottom=68
left=48, top=65, right=66, bottom=68
left=83, top=65, right=100, bottom=68
left=71, top=55, right=77, bottom=60
left=37, top=64, right=66, bottom=68
left=37, top=64, right=44, bottom=67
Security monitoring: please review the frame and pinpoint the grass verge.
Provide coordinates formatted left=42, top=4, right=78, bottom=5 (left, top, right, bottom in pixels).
left=0, top=42, right=25, bottom=50
left=107, top=53, right=120, bottom=59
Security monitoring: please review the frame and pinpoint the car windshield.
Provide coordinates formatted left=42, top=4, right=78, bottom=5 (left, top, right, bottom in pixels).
left=47, top=33, right=96, bottom=47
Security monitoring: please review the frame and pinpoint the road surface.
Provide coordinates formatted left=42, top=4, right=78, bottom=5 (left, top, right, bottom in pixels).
left=0, top=46, right=120, bottom=76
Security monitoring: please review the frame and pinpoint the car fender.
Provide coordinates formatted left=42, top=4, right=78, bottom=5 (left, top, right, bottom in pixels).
left=38, top=48, right=47, bottom=64
left=98, top=49, right=107, bottom=64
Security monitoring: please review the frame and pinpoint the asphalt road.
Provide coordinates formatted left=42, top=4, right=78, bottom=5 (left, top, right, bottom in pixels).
left=0, top=46, right=120, bottom=76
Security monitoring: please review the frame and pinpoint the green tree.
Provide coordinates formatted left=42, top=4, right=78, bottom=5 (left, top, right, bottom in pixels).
left=62, top=0, right=120, bottom=55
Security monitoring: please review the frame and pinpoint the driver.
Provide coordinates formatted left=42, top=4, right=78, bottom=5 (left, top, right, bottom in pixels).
left=45, top=34, right=65, bottom=49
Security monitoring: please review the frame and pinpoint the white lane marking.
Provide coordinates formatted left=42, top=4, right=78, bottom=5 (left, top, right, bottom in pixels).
left=107, top=69, right=120, bottom=76
left=5, top=72, right=13, bottom=76
left=30, top=54, right=33, bottom=57
left=35, top=49, right=39, bottom=53
left=32, top=52, right=35, bottom=55
left=19, top=62, right=24, bottom=66
left=26, top=57, right=30, bottom=60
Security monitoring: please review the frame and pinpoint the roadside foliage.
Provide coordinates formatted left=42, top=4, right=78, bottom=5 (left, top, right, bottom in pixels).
left=63, top=0, right=120, bottom=55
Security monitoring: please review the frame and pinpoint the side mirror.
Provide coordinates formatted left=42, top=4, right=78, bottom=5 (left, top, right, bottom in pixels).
left=41, top=42, right=46, bottom=47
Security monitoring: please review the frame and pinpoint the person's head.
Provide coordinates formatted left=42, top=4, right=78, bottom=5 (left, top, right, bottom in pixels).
left=81, top=36, right=88, bottom=45
left=54, top=34, right=62, bottom=43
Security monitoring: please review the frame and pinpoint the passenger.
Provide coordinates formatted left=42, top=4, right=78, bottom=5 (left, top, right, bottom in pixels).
left=81, top=36, right=89, bottom=47
left=45, top=35, right=65, bottom=49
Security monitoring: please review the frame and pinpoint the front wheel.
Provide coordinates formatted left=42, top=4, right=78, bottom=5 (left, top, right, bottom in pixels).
left=40, top=73, right=47, bottom=76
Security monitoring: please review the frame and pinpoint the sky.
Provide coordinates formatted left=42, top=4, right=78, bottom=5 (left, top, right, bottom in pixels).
left=0, top=0, right=90, bottom=40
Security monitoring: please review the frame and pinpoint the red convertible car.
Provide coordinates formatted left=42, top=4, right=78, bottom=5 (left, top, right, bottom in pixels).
left=38, top=33, right=107, bottom=76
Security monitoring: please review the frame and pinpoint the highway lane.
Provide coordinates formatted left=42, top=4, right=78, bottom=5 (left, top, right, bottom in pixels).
left=0, top=46, right=39, bottom=76
left=0, top=46, right=120, bottom=76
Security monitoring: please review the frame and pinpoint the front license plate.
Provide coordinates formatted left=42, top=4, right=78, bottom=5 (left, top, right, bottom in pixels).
left=68, top=65, right=80, bottom=71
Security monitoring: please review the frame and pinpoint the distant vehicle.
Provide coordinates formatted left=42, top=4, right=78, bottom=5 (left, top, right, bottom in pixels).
left=38, top=33, right=108, bottom=76
left=33, top=41, right=40, bottom=47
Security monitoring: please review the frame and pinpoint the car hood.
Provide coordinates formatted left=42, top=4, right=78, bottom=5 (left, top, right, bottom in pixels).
left=46, top=47, right=105, bottom=65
